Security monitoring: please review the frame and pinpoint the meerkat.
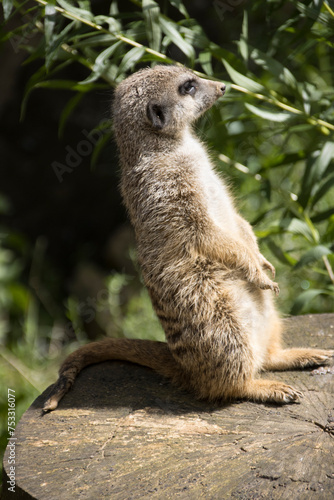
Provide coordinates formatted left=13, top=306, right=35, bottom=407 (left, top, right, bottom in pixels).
left=43, top=65, right=333, bottom=412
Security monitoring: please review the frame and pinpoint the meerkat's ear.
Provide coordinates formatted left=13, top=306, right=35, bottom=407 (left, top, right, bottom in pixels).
left=146, top=101, right=169, bottom=130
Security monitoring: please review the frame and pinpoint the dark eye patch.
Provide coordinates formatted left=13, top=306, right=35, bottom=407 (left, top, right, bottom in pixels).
left=179, top=79, right=197, bottom=96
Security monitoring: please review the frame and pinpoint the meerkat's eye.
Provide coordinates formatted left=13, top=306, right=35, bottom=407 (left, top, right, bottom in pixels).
left=179, top=80, right=197, bottom=96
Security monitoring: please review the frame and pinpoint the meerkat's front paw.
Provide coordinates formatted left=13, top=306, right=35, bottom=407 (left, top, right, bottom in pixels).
left=259, top=256, right=276, bottom=278
left=247, top=267, right=280, bottom=295
left=257, top=276, right=280, bottom=296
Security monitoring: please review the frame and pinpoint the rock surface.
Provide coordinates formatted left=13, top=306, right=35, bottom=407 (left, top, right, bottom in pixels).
left=2, top=314, right=334, bottom=499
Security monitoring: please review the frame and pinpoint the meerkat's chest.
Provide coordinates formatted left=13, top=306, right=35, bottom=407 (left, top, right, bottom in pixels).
left=181, top=134, right=238, bottom=234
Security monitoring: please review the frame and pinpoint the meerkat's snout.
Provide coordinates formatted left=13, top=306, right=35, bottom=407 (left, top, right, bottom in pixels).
left=204, top=78, right=226, bottom=101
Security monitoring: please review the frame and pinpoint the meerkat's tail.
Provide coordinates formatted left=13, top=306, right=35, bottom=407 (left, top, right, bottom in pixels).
left=43, top=338, right=179, bottom=412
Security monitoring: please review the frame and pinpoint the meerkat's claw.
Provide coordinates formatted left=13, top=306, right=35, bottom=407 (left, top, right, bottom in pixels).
left=261, top=258, right=276, bottom=279
left=252, top=273, right=280, bottom=295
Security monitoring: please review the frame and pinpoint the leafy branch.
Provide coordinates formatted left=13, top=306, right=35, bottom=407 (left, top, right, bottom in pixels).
left=9, top=0, right=334, bottom=134
left=2, top=0, right=334, bottom=314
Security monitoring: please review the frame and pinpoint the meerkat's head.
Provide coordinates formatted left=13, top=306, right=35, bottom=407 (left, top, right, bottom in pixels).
left=113, top=65, right=225, bottom=140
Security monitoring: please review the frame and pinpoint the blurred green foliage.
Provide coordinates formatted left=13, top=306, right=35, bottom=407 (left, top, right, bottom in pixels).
left=1, top=0, right=334, bottom=477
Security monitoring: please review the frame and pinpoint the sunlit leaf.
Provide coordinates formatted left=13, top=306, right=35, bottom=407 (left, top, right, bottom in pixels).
left=57, top=0, right=93, bottom=21
left=44, top=3, right=56, bottom=68
left=142, top=0, right=161, bottom=53
left=45, top=19, right=78, bottom=69
left=80, top=41, right=122, bottom=84
left=299, top=142, right=334, bottom=208
left=282, top=218, right=318, bottom=243
left=249, top=47, right=298, bottom=89
left=116, top=46, right=146, bottom=77
left=222, top=59, right=265, bottom=93
left=93, top=14, right=121, bottom=32
left=311, top=174, right=334, bottom=208
left=245, top=103, right=294, bottom=122
left=160, top=16, right=195, bottom=60
left=198, top=51, right=213, bottom=76
left=294, top=245, right=332, bottom=270
left=2, top=0, right=14, bottom=20
left=291, top=289, right=329, bottom=315
left=267, top=240, right=296, bottom=266
left=296, top=1, right=334, bottom=29
left=169, top=0, right=189, bottom=18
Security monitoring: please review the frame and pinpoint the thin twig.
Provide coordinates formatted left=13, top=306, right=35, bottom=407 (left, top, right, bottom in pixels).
left=323, top=255, right=334, bottom=284
left=324, top=2, right=334, bottom=18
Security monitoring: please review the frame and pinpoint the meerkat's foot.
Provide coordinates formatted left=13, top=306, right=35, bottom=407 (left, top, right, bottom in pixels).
left=263, top=348, right=334, bottom=371
left=241, top=379, right=303, bottom=404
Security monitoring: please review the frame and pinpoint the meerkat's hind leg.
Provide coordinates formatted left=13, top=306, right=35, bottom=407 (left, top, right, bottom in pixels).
left=236, top=378, right=303, bottom=405
left=262, top=348, right=334, bottom=372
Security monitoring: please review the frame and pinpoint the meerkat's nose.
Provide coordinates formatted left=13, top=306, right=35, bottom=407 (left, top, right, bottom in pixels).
left=220, top=83, right=226, bottom=95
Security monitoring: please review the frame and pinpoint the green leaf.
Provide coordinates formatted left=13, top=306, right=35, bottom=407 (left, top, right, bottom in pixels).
left=93, top=14, right=120, bottom=32
left=294, top=245, right=332, bottom=270
left=44, top=19, right=77, bottom=69
left=44, top=3, right=56, bottom=66
left=267, top=240, right=296, bottom=266
left=239, top=11, right=249, bottom=62
left=323, top=216, right=334, bottom=245
left=142, top=0, right=161, bottom=53
left=80, top=41, right=122, bottom=84
left=245, top=103, right=294, bottom=122
left=78, top=0, right=91, bottom=10
left=22, top=77, right=108, bottom=118
left=198, top=51, right=213, bottom=76
left=169, top=0, right=189, bottom=18
left=222, top=59, right=265, bottom=93
left=291, top=289, right=329, bottom=315
left=116, top=46, right=146, bottom=77
left=299, top=141, right=334, bottom=208
left=2, top=0, right=14, bottom=20
left=312, top=207, right=334, bottom=223
left=32, top=80, right=108, bottom=90
left=90, top=130, right=113, bottom=170
left=71, top=33, right=116, bottom=49
left=58, top=92, right=85, bottom=137
left=316, top=141, right=334, bottom=176
left=311, top=174, right=334, bottom=208
left=296, top=2, right=334, bottom=29
left=57, top=0, right=93, bottom=21
left=282, top=218, right=318, bottom=244
left=262, top=152, right=306, bottom=170
left=160, top=16, right=195, bottom=60
left=249, top=47, right=298, bottom=90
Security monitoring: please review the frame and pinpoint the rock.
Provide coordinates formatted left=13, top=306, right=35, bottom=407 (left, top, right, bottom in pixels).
left=2, top=314, right=334, bottom=499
